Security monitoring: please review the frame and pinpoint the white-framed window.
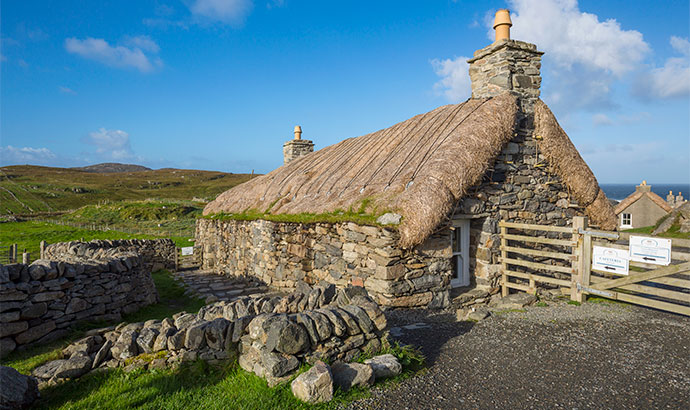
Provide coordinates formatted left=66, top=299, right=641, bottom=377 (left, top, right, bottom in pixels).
left=621, top=213, right=632, bottom=228
left=450, top=219, right=470, bottom=288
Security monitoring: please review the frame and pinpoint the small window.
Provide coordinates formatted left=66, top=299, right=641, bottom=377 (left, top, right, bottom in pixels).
left=621, top=213, right=632, bottom=228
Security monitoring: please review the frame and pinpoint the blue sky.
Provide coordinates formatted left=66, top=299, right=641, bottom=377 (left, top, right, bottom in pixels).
left=1, top=0, right=688, bottom=183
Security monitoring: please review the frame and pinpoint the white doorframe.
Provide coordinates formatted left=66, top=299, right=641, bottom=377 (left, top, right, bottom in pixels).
left=450, top=219, right=470, bottom=288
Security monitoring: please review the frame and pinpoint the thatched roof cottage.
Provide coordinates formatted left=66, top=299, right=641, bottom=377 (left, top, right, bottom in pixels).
left=197, top=10, right=616, bottom=308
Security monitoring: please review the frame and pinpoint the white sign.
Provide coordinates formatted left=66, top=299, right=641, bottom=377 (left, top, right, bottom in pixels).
left=629, top=236, right=671, bottom=266
left=592, top=246, right=629, bottom=275
left=181, top=246, right=194, bottom=256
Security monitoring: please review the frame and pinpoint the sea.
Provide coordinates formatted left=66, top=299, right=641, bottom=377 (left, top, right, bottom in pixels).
left=600, top=184, right=690, bottom=202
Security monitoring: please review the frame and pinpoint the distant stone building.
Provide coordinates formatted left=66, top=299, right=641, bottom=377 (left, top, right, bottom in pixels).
left=614, top=181, right=672, bottom=229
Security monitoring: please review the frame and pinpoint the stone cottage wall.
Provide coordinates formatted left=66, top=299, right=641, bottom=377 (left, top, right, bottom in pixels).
left=458, top=39, right=584, bottom=294
left=0, top=246, right=159, bottom=357
left=196, top=219, right=452, bottom=308
left=44, top=239, right=176, bottom=272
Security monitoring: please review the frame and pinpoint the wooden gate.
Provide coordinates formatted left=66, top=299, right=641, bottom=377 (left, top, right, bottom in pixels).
left=500, top=217, right=690, bottom=316
left=175, top=246, right=201, bottom=271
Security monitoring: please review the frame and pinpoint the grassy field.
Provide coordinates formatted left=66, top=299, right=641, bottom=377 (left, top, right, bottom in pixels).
left=0, top=221, right=192, bottom=262
left=1, top=270, right=422, bottom=409
left=0, top=165, right=253, bottom=215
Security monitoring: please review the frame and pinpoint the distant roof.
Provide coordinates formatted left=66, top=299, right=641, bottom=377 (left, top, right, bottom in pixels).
left=614, top=190, right=672, bottom=215
left=205, top=93, right=616, bottom=247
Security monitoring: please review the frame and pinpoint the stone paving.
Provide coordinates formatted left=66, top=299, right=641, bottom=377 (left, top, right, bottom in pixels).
left=172, top=269, right=281, bottom=303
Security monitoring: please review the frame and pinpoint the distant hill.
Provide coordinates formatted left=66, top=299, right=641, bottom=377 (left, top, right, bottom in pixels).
left=72, top=163, right=152, bottom=173
left=0, top=165, right=256, bottom=215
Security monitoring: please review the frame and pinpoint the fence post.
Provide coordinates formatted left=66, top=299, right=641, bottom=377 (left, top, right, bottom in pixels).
left=40, top=240, right=47, bottom=259
left=500, top=222, right=508, bottom=297
left=10, top=244, right=17, bottom=263
left=571, top=216, right=586, bottom=302
left=578, top=218, right=592, bottom=303
left=22, top=252, right=30, bottom=264
left=174, top=248, right=179, bottom=272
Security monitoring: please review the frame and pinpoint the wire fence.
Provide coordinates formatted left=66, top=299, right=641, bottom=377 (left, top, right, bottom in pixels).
left=31, top=218, right=195, bottom=239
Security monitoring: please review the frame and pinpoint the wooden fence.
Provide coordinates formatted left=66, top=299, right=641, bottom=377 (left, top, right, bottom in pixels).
left=500, top=217, right=690, bottom=316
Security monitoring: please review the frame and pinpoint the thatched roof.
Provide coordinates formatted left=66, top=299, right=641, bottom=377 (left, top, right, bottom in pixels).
left=614, top=190, right=672, bottom=215
left=534, top=101, right=617, bottom=230
left=205, top=93, right=616, bottom=246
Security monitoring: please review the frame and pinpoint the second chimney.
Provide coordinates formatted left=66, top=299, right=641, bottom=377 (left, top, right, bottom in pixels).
left=283, top=125, right=314, bottom=165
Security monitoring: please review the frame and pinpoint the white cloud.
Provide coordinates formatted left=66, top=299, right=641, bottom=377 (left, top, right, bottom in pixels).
left=431, top=56, right=471, bottom=101
left=432, top=1, right=650, bottom=109
left=58, top=86, right=76, bottom=95
left=65, top=37, right=162, bottom=72
left=267, top=0, right=285, bottom=9
left=507, top=0, right=649, bottom=76
left=83, top=128, right=135, bottom=160
left=188, top=0, right=254, bottom=25
left=592, top=113, right=613, bottom=126
left=0, top=146, right=56, bottom=165
left=634, top=36, right=690, bottom=100
left=123, top=35, right=160, bottom=53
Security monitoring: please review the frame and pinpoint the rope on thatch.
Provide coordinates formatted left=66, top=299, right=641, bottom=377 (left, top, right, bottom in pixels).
left=204, top=93, right=520, bottom=247
left=534, top=100, right=617, bottom=230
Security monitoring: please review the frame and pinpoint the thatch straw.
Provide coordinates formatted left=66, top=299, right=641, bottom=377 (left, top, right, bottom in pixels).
left=534, top=101, right=617, bottom=230
left=204, top=93, right=519, bottom=247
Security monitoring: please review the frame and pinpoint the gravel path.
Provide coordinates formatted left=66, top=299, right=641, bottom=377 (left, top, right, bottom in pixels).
left=348, top=301, right=690, bottom=409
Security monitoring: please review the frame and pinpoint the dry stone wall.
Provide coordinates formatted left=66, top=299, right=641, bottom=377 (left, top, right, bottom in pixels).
left=29, top=284, right=387, bottom=389
left=196, top=219, right=452, bottom=309
left=44, top=239, right=176, bottom=272
left=0, top=241, right=162, bottom=357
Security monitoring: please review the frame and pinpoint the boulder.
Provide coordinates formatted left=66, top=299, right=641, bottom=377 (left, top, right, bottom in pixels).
left=32, top=360, right=66, bottom=380
left=136, top=327, right=160, bottom=354
left=266, top=321, right=310, bottom=355
left=331, top=362, right=374, bottom=392
left=153, top=327, right=176, bottom=352
left=185, top=321, right=208, bottom=350
left=0, top=365, right=39, bottom=410
left=111, top=330, right=139, bottom=360
left=291, top=361, right=333, bottom=404
left=92, top=340, right=113, bottom=369
left=54, top=353, right=93, bottom=379
left=364, top=354, right=402, bottom=379
left=261, top=351, right=299, bottom=378
left=0, top=338, right=17, bottom=359
left=489, top=293, right=537, bottom=310
left=167, top=329, right=186, bottom=351
left=205, top=318, right=229, bottom=350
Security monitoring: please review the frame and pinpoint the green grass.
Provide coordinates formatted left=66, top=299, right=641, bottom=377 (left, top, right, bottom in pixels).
left=0, top=165, right=253, bottom=215
left=206, top=208, right=387, bottom=227
left=0, top=221, right=192, bottom=259
left=566, top=300, right=581, bottom=306
left=621, top=215, right=690, bottom=240
left=1, top=270, right=204, bottom=375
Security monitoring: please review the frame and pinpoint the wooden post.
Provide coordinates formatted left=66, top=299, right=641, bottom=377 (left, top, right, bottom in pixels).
left=22, top=252, right=30, bottom=264
left=500, top=223, right=509, bottom=297
left=10, top=244, right=17, bottom=263
left=40, top=240, right=47, bottom=259
left=174, top=248, right=179, bottom=272
left=571, top=216, right=586, bottom=302
left=578, top=218, right=592, bottom=303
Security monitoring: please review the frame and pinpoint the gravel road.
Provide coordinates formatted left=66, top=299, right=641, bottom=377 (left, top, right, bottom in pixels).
left=348, top=300, right=690, bottom=409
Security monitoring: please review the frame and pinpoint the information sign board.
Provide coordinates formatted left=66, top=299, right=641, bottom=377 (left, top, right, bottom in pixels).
left=629, top=236, right=671, bottom=266
left=181, top=246, right=194, bottom=256
left=592, top=246, right=629, bottom=275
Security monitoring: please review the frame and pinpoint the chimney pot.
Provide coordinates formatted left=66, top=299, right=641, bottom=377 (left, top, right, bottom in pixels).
left=294, top=125, right=302, bottom=140
left=493, top=9, right=512, bottom=42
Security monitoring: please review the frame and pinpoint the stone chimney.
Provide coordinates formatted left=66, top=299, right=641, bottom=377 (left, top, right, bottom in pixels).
left=635, top=180, right=652, bottom=193
left=467, top=10, right=543, bottom=114
left=667, top=190, right=675, bottom=207
left=283, top=125, right=314, bottom=165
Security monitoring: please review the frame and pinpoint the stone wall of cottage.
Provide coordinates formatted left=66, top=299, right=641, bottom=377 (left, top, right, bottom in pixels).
left=0, top=242, right=161, bottom=357
left=196, top=219, right=452, bottom=309
left=458, top=39, right=584, bottom=294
